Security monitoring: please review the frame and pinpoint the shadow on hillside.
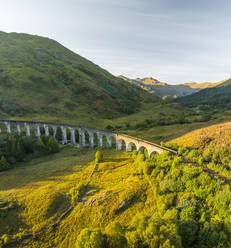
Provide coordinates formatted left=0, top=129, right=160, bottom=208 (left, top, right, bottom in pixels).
left=0, top=204, right=30, bottom=237
left=0, top=148, right=94, bottom=191
left=0, top=148, right=128, bottom=191
left=45, top=192, right=70, bottom=219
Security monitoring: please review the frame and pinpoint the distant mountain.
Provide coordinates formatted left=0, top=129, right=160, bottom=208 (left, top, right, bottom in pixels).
left=0, top=32, right=159, bottom=121
left=119, top=75, right=222, bottom=100
left=182, top=80, right=225, bottom=89
left=175, top=78, right=231, bottom=107
left=135, top=77, right=167, bottom=86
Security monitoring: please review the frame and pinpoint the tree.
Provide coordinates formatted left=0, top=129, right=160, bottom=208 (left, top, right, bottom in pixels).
left=104, top=222, right=127, bottom=248
left=47, top=136, right=60, bottom=154
left=0, top=156, right=10, bottom=171
left=95, top=150, right=103, bottom=163
left=76, top=228, right=105, bottom=248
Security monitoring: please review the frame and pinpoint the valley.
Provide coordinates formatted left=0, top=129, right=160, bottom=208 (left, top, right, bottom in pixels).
left=0, top=31, right=231, bottom=248
left=119, top=75, right=224, bottom=100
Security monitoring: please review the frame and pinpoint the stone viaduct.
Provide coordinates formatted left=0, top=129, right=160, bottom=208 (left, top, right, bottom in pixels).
left=0, top=120, right=175, bottom=157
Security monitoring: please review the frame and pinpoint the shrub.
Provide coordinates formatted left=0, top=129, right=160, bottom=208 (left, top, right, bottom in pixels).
left=179, top=220, right=198, bottom=246
left=0, top=156, right=10, bottom=171
left=187, top=149, right=199, bottom=162
left=76, top=228, right=105, bottom=248
left=104, top=222, right=127, bottom=248
left=1, top=234, right=9, bottom=245
left=70, top=183, right=86, bottom=205
left=95, top=150, right=103, bottom=163
left=21, top=136, right=35, bottom=153
left=159, top=179, right=183, bottom=194
left=35, top=137, right=47, bottom=153
left=180, top=207, right=197, bottom=221
left=47, top=136, right=60, bottom=154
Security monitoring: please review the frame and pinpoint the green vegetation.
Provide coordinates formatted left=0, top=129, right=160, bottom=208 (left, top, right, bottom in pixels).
left=0, top=134, right=59, bottom=171
left=70, top=183, right=87, bottom=205
left=0, top=144, right=231, bottom=247
left=1, top=30, right=231, bottom=248
left=175, top=79, right=231, bottom=116
left=0, top=31, right=220, bottom=140
left=0, top=31, right=160, bottom=122
left=95, top=150, right=103, bottom=163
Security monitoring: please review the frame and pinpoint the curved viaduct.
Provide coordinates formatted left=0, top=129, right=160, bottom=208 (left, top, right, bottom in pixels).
left=0, top=120, right=175, bottom=157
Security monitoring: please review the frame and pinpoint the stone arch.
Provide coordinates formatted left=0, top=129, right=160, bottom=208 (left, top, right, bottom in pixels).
left=106, top=135, right=113, bottom=148
left=138, top=146, right=149, bottom=159
left=56, top=126, right=63, bottom=142
left=40, top=124, right=45, bottom=136
left=86, top=130, right=94, bottom=149
left=0, top=121, right=5, bottom=134
left=94, top=132, right=98, bottom=147
left=68, top=127, right=77, bottom=145
left=12, top=122, right=19, bottom=134
left=82, top=130, right=89, bottom=147
left=102, top=134, right=108, bottom=148
left=111, top=135, right=117, bottom=148
left=74, top=128, right=80, bottom=145
left=149, top=150, right=158, bottom=159
left=96, top=132, right=103, bottom=148
left=138, top=146, right=147, bottom=153
left=116, top=139, right=126, bottom=151
left=33, top=123, right=41, bottom=137
left=126, top=142, right=137, bottom=152
left=66, top=127, right=71, bottom=143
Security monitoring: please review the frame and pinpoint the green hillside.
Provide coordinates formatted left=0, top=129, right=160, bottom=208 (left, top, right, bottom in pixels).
left=175, top=78, right=231, bottom=108
left=0, top=31, right=158, bottom=121
left=119, top=76, right=221, bottom=100
left=1, top=144, right=231, bottom=248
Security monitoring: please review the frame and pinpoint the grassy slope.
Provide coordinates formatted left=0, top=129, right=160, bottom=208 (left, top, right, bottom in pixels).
left=171, top=121, right=231, bottom=148
left=0, top=147, right=94, bottom=235
left=2, top=140, right=231, bottom=247
left=175, top=78, right=231, bottom=107
left=0, top=31, right=159, bottom=121
left=0, top=146, right=153, bottom=247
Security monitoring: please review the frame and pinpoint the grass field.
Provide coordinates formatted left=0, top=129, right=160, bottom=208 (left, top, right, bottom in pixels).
left=0, top=146, right=95, bottom=237
left=171, top=121, right=231, bottom=148
left=0, top=146, right=153, bottom=247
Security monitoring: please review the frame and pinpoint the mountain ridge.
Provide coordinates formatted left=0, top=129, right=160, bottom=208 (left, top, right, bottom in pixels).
left=174, top=78, right=231, bottom=107
left=118, top=75, right=223, bottom=100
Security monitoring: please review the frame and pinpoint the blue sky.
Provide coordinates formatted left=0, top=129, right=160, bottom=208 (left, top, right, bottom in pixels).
left=1, top=0, right=231, bottom=84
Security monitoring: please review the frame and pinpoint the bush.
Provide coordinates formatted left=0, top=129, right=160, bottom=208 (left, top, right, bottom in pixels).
left=180, top=207, right=197, bottom=221
left=70, top=183, right=86, bottom=205
left=95, top=150, right=103, bottom=163
left=179, top=220, right=198, bottom=246
left=0, top=156, right=10, bottom=171
left=1, top=234, right=9, bottom=245
left=35, top=137, right=47, bottom=153
left=104, top=222, right=127, bottom=248
left=76, top=228, right=105, bottom=248
left=47, top=136, right=60, bottom=154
